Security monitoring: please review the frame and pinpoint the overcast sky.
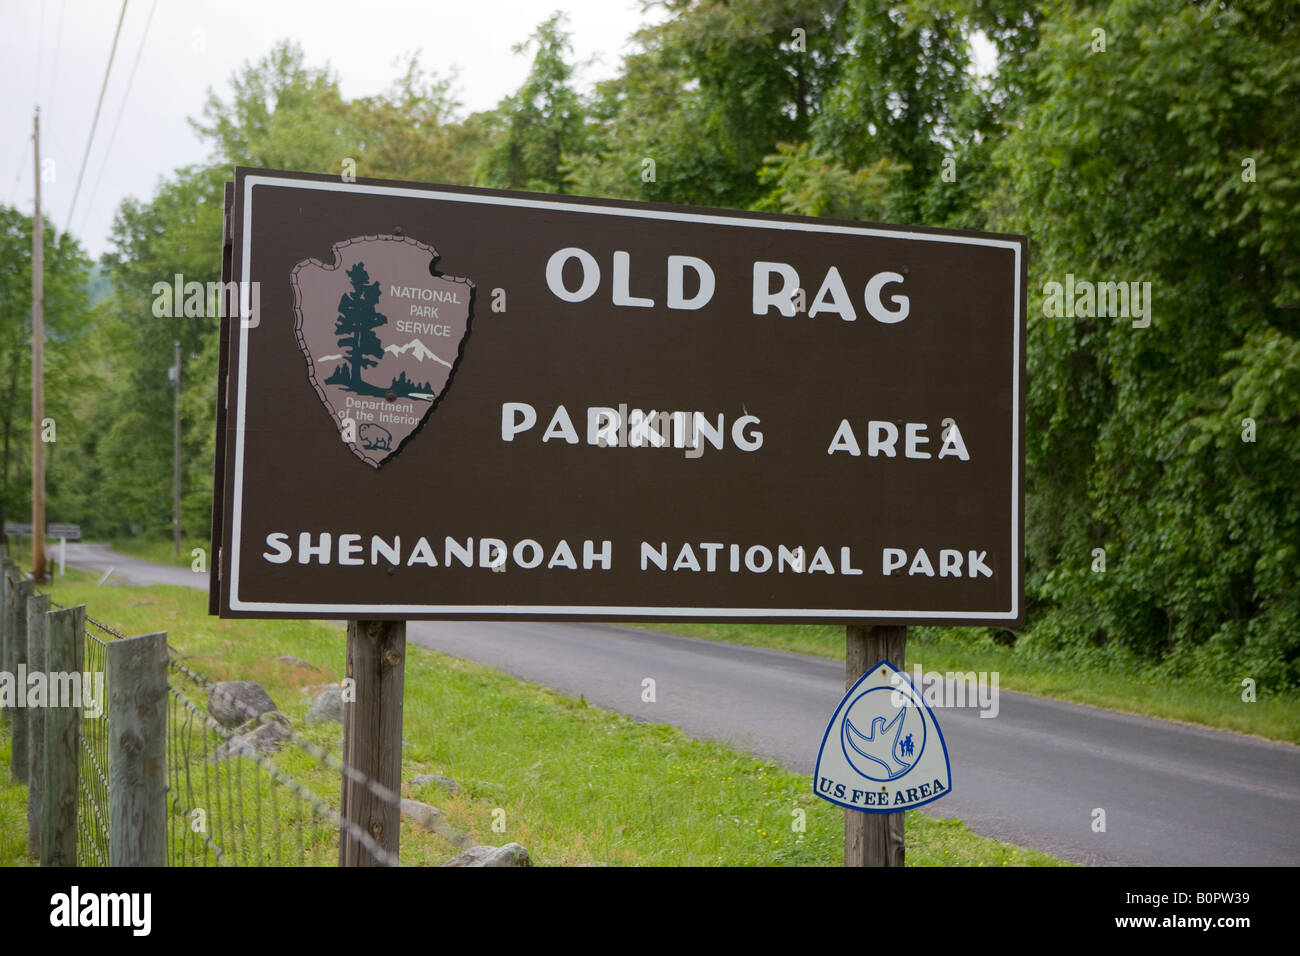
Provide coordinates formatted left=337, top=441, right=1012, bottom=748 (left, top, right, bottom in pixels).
left=2, top=0, right=661, bottom=258
left=3, top=1, right=995, bottom=261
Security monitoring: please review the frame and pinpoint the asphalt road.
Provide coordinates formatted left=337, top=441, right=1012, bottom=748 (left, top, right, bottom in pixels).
left=66, top=542, right=1300, bottom=866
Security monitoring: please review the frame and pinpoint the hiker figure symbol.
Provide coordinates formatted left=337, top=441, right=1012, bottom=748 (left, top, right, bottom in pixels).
left=841, top=686, right=926, bottom=781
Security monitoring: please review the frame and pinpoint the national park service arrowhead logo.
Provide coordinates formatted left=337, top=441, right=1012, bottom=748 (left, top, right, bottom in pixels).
left=291, top=235, right=475, bottom=467
left=813, top=659, right=952, bottom=813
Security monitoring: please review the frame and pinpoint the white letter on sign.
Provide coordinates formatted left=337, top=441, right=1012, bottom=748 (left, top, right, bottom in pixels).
left=546, top=247, right=600, bottom=302
left=612, top=251, right=655, bottom=308
left=502, top=402, right=537, bottom=440
left=865, top=272, right=909, bottom=323
left=827, top=419, right=860, bottom=456
left=263, top=533, right=291, bottom=564
left=808, top=266, right=857, bottom=322
left=667, top=255, right=715, bottom=310
left=753, top=262, right=800, bottom=317
left=542, top=405, right=580, bottom=444
left=732, top=415, right=764, bottom=451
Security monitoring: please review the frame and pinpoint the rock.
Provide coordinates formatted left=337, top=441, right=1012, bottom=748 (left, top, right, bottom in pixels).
left=412, top=774, right=461, bottom=795
left=215, top=715, right=292, bottom=760
left=208, top=681, right=278, bottom=729
left=305, top=685, right=345, bottom=725
left=441, top=843, right=530, bottom=867
left=437, top=827, right=472, bottom=849
left=275, top=655, right=319, bottom=670
left=400, top=798, right=440, bottom=829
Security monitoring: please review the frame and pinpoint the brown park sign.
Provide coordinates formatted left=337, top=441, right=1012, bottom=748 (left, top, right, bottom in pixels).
left=211, top=167, right=1025, bottom=624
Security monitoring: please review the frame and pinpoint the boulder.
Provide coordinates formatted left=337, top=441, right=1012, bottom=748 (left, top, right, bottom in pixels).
left=215, top=715, right=292, bottom=760
left=441, top=843, right=530, bottom=867
left=274, top=655, right=319, bottom=670
left=400, top=798, right=440, bottom=829
left=412, top=774, right=461, bottom=795
left=305, top=685, right=345, bottom=725
left=208, top=681, right=278, bottom=729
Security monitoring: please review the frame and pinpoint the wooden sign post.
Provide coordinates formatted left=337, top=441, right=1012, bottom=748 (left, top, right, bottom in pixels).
left=339, top=619, right=405, bottom=866
left=844, top=624, right=907, bottom=867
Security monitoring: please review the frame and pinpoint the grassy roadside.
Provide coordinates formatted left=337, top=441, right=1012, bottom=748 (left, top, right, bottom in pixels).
left=109, top=536, right=210, bottom=569
left=98, top=537, right=1299, bottom=742
left=34, top=570, right=1065, bottom=867
left=0, top=727, right=32, bottom=866
left=632, top=623, right=1300, bottom=744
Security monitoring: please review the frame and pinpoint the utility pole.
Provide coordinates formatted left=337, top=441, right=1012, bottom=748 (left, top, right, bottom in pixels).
left=172, top=339, right=181, bottom=556
left=31, top=108, right=46, bottom=581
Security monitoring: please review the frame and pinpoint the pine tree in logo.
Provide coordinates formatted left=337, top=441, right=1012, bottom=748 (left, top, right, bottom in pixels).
left=333, top=261, right=387, bottom=392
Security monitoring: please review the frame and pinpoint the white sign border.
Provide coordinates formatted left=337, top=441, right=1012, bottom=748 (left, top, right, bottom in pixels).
left=229, top=174, right=1022, bottom=619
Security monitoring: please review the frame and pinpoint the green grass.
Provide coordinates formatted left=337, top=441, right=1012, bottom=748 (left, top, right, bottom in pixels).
left=0, top=726, right=33, bottom=866
left=33, top=570, right=1065, bottom=867
left=108, top=536, right=210, bottom=569
left=630, top=623, right=1300, bottom=744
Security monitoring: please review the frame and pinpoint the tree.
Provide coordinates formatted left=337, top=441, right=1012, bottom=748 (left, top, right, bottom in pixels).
left=341, top=55, right=490, bottom=186
left=475, top=13, right=590, bottom=193
left=0, top=206, right=91, bottom=532
left=992, top=0, right=1300, bottom=687
left=812, top=0, right=974, bottom=224
left=335, top=262, right=386, bottom=391
left=191, top=41, right=353, bottom=172
left=569, top=1, right=851, bottom=210
left=753, top=142, right=903, bottom=220
left=93, top=164, right=225, bottom=538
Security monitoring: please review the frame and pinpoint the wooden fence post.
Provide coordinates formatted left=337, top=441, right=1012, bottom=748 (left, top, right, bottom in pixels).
left=845, top=624, right=907, bottom=867
left=42, top=604, right=84, bottom=866
left=340, top=619, right=405, bottom=866
left=9, top=579, right=33, bottom=782
left=26, top=591, right=49, bottom=859
left=107, top=631, right=168, bottom=867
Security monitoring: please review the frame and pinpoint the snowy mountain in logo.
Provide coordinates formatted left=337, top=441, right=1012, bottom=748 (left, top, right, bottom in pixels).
left=383, top=338, right=452, bottom=368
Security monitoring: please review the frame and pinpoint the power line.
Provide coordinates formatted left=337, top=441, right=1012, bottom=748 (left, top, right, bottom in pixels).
left=81, top=0, right=158, bottom=235
left=34, top=2, right=46, bottom=108
left=10, top=137, right=31, bottom=208
left=47, top=0, right=67, bottom=138
left=65, top=0, right=129, bottom=234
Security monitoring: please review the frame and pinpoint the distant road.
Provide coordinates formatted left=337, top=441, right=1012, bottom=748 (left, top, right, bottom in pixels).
left=67, top=541, right=1300, bottom=866
left=62, top=541, right=207, bottom=589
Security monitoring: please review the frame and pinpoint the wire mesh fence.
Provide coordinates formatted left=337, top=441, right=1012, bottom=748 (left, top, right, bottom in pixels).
left=167, top=661, right=339, bottom=866
left=76, top=613, right=112, bottom=868
left=165, top=655, right=400, bottom=867
left=10, top=578, right=401, bottom=868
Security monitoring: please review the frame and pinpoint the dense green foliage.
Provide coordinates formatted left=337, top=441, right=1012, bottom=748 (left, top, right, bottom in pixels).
left=999, top=0, right=1300, bottom=690
left=3, top=0, right=1296, bottom=691
left=0, top=209, right=92, bottom=532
